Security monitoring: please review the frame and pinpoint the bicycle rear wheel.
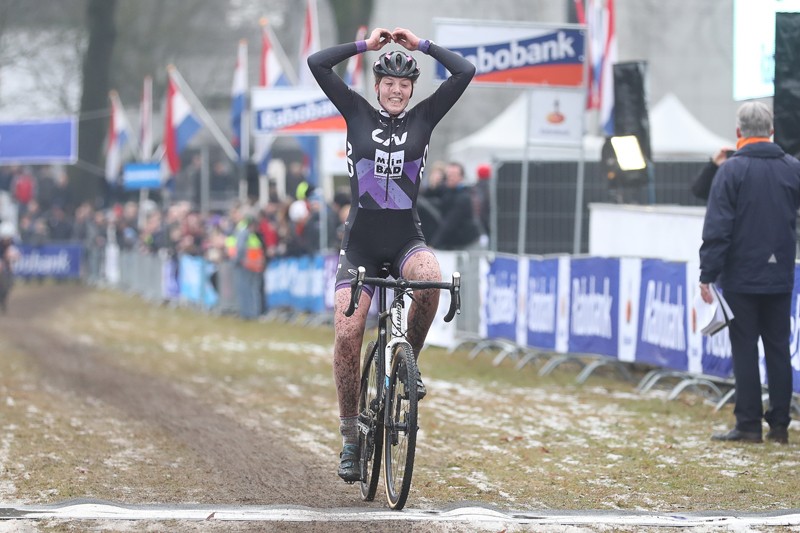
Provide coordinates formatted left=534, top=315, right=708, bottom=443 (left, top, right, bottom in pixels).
left=383, top=342, right=418, bottom=510
left=358, top=341, right=383, bottom=501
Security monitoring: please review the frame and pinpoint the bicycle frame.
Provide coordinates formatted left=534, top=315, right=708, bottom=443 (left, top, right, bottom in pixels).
left=346, top=265, right=460, bottom=509
left=348, top=269, right=460, bottom=396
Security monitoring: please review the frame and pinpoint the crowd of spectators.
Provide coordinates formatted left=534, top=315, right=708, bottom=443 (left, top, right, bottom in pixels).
left=0, top=163, right=355, bottom=282
left=0, top=158, right=492, bottom=283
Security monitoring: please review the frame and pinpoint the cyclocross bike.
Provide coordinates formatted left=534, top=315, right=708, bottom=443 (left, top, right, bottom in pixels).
left=344, top=264, right=461, bottom=510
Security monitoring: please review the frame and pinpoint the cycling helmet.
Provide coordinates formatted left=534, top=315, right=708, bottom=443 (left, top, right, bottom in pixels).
left=373, top=51, right=420, bottom=81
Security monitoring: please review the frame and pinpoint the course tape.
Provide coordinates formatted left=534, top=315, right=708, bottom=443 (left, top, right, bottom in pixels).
left=1, top=501, right=800, bottom=527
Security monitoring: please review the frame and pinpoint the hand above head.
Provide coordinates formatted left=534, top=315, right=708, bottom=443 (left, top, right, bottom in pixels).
left=366, top=27, right=393, bottom=51
left=392, top=28, right=421, bottom=51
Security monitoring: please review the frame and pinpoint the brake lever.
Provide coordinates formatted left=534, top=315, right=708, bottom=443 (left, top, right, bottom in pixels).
left=443, top=271, right=461, bottom=323
left=343, top=266, right=366, bottom=317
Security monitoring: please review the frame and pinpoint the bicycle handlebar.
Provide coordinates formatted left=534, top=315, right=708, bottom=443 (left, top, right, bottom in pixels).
left=343, top=266, right=462, bottom=322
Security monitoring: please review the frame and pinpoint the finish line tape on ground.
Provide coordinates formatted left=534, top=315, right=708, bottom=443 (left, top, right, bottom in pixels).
left=1, top=502, right=800, bottom=527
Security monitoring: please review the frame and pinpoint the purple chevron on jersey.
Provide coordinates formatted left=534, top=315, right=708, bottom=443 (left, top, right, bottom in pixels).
left=355, top=157, right=424, bottom=209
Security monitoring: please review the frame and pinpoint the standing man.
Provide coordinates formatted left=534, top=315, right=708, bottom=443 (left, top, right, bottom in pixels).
left=234, top=211, right=266, bottom=320
left=699, top=101, right=800, bottom=444
left=429, top=162, right=482, bottom=250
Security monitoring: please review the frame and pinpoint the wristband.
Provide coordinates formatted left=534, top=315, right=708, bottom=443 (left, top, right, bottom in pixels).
left=356, top=40, right=367, bottom=53
left=418, top=39, right=432, bottom=53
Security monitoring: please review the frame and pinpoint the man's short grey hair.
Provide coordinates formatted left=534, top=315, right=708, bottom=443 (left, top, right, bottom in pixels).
left=737, top=101, right=773, bottom=138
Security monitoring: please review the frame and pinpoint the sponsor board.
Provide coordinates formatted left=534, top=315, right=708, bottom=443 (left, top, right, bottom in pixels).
left=251, top=88, right=346, bottom=135
left=433, top=20, right=585, bottom=88
left=0, top=117, right=77, bottom=164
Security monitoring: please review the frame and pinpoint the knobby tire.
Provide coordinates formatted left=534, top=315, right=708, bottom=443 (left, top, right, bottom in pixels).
left=358, top=341, right=383, bottom=501
left=383, top=343, right=418, bottom=510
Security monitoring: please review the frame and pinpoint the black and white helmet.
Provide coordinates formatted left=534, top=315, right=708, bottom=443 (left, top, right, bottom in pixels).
left=373, top=51, right=420, bottom=81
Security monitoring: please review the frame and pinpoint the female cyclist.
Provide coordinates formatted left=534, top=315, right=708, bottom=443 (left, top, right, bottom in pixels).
left=308, top=26, right=475, bottom=482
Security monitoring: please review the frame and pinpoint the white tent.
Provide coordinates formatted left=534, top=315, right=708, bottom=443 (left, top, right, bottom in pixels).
left=446, top=92, right=735, bottom=175
left=650, top=93, right=735, bottom=159
left=446, top=94, right=604, bottom=179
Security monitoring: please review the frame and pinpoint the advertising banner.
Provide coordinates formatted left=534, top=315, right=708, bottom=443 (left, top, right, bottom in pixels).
left=14, top=244, right=82, bottom=279
left=791, top=264, right=800, bottom=393
left=433, top=20, right=585, bottom=87
left=555, top=256, right=571, bottom=354
left=634, top=259, right=688, bottom=371
left=0, top=117, right=77, bottom=164
left=525, top=256, right=560, bottom=351
left=123, top=163, right=161, bottom=190
left=483, top=255, right=519, bottom=342
left=567, top=257, right=618, bottom=357
left=323, top=253, right=339, bottom=312
left=162, top=257, right=180, bottom=301
left=426, top=251, right=459, bottom=348
left=265, top=255, right=326, bottom=313
left=178, top=255, right=218, bottom=308
left=251, top=88, right=346, bottom=135
left=529, top=89, right=585, bottom=145
left=617, top=257, right=642, bottom=363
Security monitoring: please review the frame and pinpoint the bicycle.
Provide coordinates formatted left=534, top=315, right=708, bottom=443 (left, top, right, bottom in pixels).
left=344, top=264, right=461, bottom=510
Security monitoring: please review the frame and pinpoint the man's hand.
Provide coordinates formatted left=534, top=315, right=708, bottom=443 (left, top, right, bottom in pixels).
left=700, top=283, right=713, bottom=304
left=392, top=28, right=421, bottom=51
left=712, top=147, right=734, bottom=166
left=365, top=27, right=393, bottom=51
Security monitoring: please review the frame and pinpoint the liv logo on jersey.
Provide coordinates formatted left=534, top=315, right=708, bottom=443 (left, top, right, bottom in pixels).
left=375, top=149, right=405, bottom=178
left=436, top=28, right=585, bottom=87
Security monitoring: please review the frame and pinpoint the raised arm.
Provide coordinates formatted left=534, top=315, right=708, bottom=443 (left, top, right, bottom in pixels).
left=307, top=28, right=393, bottom=115
left=392, top=28, right=476, bottom=126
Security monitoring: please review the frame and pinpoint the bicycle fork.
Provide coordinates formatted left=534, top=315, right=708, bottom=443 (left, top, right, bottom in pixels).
left=384, top=290, right=413, bottom=446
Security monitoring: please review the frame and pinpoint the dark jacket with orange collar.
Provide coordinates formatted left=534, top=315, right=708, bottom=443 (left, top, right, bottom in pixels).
left=700, top=141, right=800, bottom=293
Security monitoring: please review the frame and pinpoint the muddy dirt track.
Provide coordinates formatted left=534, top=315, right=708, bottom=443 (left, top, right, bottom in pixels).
left=0, top=285, right=466, bottom=532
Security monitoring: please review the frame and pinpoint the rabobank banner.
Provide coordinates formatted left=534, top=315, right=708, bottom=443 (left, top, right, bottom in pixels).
left=791, top=265, right=800, bottom=393
left=251, top=88, right=346, bottom=135
left=178, top=255, right=218, bottom=309
left=526, top=257, right=560, bottom=350
left=568, top=257, right=618, bottom=357
left=433, top=19, right=585, bottom=87
left=483, top=255, right=519, bottom=342
left=15, top=244, right=81, bottom=279
left=265, top=255, right=326, bottom=313
left=635, top=260, right=688, bottom=371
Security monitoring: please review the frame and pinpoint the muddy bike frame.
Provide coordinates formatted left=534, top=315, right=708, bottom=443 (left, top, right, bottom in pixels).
left=344, top=265, right=461, bottom=510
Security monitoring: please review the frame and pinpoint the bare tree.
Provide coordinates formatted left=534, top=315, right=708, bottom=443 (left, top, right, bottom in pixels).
left=66, top=0, right=117, bottom=208
left=330, top=0, right=374, bottom=44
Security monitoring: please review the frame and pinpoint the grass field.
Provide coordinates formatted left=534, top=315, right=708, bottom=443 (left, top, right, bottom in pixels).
left=3, top=286, right=799, bottom=516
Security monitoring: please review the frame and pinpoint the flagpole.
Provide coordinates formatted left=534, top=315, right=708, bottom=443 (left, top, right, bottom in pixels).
left=260, top=17, right=299, bottom=86
left=168, top=65, right=239, bottom=162
left=239, top=39, right=250, bottom=203
left=141, top=75, right=153, bottom=161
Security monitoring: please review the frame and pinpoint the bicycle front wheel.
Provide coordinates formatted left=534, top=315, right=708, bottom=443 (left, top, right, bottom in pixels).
left=358, top=341, right=383, bottom=501
left=383, top=342, right=418, bottom=510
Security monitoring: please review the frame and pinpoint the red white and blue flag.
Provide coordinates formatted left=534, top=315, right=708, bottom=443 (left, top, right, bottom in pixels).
left=297, top=0, right=320, bottom=87
left=105, top=90, right=132, bottom=183
left=231, top=39, right=248, bottom=161
left=164, top=70, right=201, bottom=174
left=260, top=19, right=294, bottom=87
left=343, top=25, right=367, bottom=92
left=255, top=18, right=299, bottom=173
left=585, top=0, right=617, bottom=136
